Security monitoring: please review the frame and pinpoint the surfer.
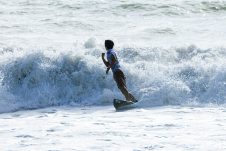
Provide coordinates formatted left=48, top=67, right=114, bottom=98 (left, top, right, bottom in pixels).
left=102, top=40, right=137, bottom=102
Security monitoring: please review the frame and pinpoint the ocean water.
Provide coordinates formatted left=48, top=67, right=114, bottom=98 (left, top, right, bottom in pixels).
left=0, top=106, right=225, bottom=151
left=0, top=0, right=226, bottom=150
left=0, top=0, right=226, bottom=113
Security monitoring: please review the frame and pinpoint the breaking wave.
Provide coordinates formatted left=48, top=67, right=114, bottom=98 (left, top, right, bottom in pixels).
left=0, top=44, right=226, bottom=113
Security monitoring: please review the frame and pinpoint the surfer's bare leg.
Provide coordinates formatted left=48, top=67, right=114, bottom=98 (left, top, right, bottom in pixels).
left=113, top=69, right=136, bottom=101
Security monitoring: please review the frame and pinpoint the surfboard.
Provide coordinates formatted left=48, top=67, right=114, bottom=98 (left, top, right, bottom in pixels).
left=113, top=99, right=138, bottom=110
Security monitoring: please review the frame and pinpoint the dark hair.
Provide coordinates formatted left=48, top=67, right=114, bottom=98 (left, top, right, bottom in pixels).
left=105, top=40, right=114, bottom=50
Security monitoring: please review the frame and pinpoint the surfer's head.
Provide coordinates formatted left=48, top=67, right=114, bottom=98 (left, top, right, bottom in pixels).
left=105, top=40, right=114, bottom=50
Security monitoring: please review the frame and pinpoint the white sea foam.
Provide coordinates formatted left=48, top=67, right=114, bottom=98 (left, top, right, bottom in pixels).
left=1, top=1, right=226, bottom=150
left=0, top=41, right=226, bottom=113
left=0, top=0, right=226, bottom=113
left=0, top=106, right=225, bottom=151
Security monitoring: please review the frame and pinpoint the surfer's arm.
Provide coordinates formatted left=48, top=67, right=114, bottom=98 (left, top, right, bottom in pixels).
left=101, top=53, right=109, bottom=67
left=101, top=53, right=111, bottom=74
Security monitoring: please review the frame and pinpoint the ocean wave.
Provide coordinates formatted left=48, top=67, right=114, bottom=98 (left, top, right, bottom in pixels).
left=191, top=1, right=226, bottom=13
left=117, top=1, right=226, bottom=16
left=0, top=44, right=226, bottom=113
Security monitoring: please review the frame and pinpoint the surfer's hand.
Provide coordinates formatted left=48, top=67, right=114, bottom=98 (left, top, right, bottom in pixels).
left=101, top=53, right=105, bottom=58
left=106, top=67, right=110, bottom=74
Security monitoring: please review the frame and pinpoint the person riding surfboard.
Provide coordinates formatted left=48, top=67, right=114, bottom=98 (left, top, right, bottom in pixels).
left=102, top=40, right=137, bottom=102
